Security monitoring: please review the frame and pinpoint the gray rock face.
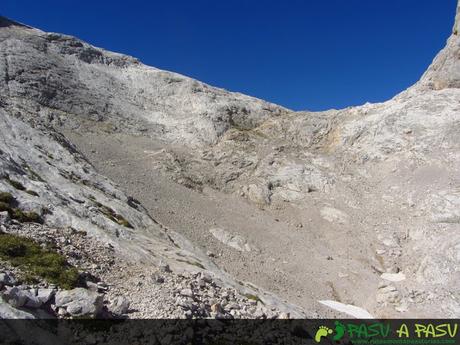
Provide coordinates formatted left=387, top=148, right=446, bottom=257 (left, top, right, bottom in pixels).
left=0, top=17, right=299, bottom=317
left=2, top=286, right=44, bottom=309
left=109, top=296, right=130, bottom=316
left=55, top=288, right=103, bottom=317
left=0, top=17, right=287, bottom=147
left=0, top=299, right=35, bottom=319
left=0, top=272, right=17, bottom=288
left=417, top=1, right=460, bottom=90
left=0, top=1, right=459, bottom=320
left=2, top=287, right=28, bottom=308
left=36, top=289, right=55, bottom=304
left=0, top=211, right=10, bottom=224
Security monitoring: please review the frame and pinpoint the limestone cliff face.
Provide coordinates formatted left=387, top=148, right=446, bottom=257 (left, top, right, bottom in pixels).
left=417, top=0, right=460, bottom=90
left=0, top=16, right=287, bottom=147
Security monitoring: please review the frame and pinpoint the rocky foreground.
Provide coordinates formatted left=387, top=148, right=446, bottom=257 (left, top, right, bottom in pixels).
left=0, top=211, right=289, bottom=319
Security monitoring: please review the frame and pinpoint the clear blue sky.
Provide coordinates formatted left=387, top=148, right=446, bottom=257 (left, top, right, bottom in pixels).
left=2, top=0, right=456, bottom=111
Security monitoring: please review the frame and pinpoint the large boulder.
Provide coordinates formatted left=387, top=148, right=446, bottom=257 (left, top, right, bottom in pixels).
left=2, top=286, right=44, bottom=309
left=209, top=228, right=254, bottom=252
left=109, top=296, right=130, bottom=316
left=55, top=288, right=103, bottom=318
left=2, top=287, right=28, bottom=308
left=0, top=299, right=35, bottom=319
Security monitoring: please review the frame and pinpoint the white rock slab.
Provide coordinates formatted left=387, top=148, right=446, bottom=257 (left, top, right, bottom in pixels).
left=320, top=207, right=349, bottom=224
left=209, top=228, right=252, bottom=252
left=381, top=272, right=406, bottom=282
left=319, top=300, right=374, bottom=319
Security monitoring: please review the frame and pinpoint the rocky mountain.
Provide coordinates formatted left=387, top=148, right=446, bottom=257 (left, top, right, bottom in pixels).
left=0, top=1, right=459, bottom=320
left=0, top=16, right=303, bottom=319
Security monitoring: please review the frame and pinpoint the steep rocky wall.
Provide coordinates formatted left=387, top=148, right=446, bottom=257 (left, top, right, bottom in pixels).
left=417, top=0, right=460, bottom=90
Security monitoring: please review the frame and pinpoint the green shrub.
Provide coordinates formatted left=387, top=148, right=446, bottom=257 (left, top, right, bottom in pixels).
left=0, top=233, right=79, bottom=289
left=0, top=192, right=13, bottom=204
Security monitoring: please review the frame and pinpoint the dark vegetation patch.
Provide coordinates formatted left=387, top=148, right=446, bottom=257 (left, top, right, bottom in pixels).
left=0, top=191, right=13, bottom=203
left=0, top=191, right=42, bottom=224
left=5, top=176, right=25, bottom=191
left=126, top=196, right=141, bottom=210
left=26, top=190, right=39, bottom=197
left=176, top=258, right=205, bottom=269
left=10, top=209, right=42, bottom=223
left=91, top=198, right=133, bottom=228
left=4, top=176, right=39, bottom=196
left=0, top=232, right=79, bottom=289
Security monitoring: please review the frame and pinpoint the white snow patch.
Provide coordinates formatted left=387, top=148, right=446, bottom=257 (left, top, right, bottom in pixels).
left=319, top=300, right=374, bottom=319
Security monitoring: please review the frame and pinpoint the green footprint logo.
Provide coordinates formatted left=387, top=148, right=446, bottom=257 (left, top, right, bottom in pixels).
left=314, top=325, right=333, bottom=343
left=333, top=321, right=345, bottom=341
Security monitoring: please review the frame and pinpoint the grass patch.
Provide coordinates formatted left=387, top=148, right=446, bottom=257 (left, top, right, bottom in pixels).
left=26, top=190, right=39, bottom=197
left=93, top=200, right=133, bottom=228
left=4, top=177, right=39, bottom=197
left=0, top=232, right=79, bottom=289
left=6, top=177, right=26, bottom=191
left=116, top=218, right=131, bottom=227
left=11, top=209, right=42, bottom=223
left=243, top=293, right=264, bottom=304
left=28, top=170, right=45, bottom=183
left=176, top=259, right=205, bottom=269
left=0, top=193, right=42, bottom=224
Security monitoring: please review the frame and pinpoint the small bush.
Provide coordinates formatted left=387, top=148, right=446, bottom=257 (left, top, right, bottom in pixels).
left=0, top=192, right=13, bottom=204
left=0, top=233, right=79, bottom=289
